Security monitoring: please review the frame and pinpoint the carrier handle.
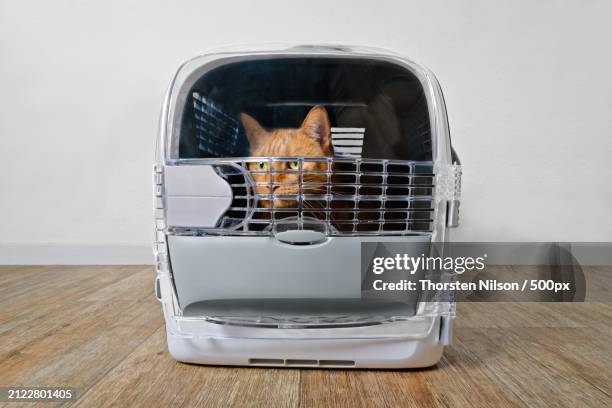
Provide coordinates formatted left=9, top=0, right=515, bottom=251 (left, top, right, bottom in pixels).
left=275, top=229, right=327, bottom=245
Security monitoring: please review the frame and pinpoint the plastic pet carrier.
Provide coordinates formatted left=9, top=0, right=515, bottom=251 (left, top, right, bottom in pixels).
left=153, top=45, right=462, bottom=368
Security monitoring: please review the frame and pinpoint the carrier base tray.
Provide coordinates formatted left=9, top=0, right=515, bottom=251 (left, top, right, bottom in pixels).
left=182, top=298, right=416, bottom=323
left=165, top=313, right=446, bottom=369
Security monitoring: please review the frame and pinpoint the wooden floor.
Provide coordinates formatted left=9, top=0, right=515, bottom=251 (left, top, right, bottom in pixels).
left=0, top=266, right=610, bottom=407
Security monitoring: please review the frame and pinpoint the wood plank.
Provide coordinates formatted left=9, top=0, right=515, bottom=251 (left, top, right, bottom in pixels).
left=534, top=302, right=612, bottom=337
left=300, top=335, right=524, bottom=407
left=0, top=266, right=139, bottom=323
left=0, top=267, right=155, bottom=354
left=72, top=328, right=301, bottom=408
left=507, top=327, right=612, bottom=396
left=455, top=327, right=611, bottom=407
left=583, top=266, right=612, bottom=301
left=0, top=266, right=162, bottom=406
left=455, top=302, right=587, bottom=329
left=0, top=266, right=610, bottom=407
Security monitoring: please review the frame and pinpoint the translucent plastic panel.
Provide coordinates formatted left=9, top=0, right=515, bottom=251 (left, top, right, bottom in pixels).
left=178, top=57, right=432, bottom=161
left=189, top=157, right=436, bottom=236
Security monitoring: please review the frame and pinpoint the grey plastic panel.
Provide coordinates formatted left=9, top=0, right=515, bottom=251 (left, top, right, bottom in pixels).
left=165, top=165, right=232, bottom=196
left=166, top=196, right=232, bottom=228
left=183, top=299, right=416, bottom=318
left=164, top=165, right=232, bottom=228
left=168, top=235, right=431, bottom=311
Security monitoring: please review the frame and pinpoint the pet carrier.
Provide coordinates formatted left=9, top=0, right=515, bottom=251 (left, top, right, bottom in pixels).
left=153, top=45, right=462, bottom=368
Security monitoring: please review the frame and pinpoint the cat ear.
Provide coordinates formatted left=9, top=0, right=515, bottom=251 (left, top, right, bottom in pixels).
left=240, top=113, right=269, bottom=151
left=301, top=105, right=332, bottom=155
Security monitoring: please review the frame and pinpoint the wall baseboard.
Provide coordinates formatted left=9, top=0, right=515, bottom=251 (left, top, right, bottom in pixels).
left=0, top=242, right=610, bottom=266
left=0, top=244, right=153, bottom=265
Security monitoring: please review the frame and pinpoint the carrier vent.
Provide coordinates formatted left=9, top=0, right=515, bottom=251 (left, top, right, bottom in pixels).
left=331, top=127, right=365, bottom=157
left=196, top=157, right=436, bottom=236
left=248, top=358, right=355, bottom=367
left=192, top=93, right=248, bottom=157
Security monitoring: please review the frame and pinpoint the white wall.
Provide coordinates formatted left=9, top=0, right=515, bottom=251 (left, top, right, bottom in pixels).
left=1, top=0, right=611, bottom=264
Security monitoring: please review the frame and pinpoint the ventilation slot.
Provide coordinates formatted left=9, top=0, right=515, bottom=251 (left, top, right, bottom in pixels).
left=285, top=359, right=318, bottom=366
left=192, top=94, right=248, bottom=157
left=331, top=127, right=365, bottom=157
left=319, top=360, right=355, bottom=367
left=248, top=358, right=284, bottom=365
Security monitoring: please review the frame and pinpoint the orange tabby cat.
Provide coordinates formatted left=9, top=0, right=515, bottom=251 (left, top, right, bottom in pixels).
left=240, top=106, right=334, bottom=210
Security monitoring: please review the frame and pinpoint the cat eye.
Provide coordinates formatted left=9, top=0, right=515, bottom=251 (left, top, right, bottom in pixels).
left=288, top=161, right=300, bottom=170
left=256, top=162, right=268, bottom=170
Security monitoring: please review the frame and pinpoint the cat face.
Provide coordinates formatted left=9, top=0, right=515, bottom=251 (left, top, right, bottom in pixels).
left=240, top=106, right=333, bottom=208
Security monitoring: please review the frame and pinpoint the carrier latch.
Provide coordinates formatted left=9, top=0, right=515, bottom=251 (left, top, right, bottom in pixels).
left=154, top=277, right=162, bottom=301
left=435, top=163, right=462, bottom=228
left=446, top=200, right=460, bottom=228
